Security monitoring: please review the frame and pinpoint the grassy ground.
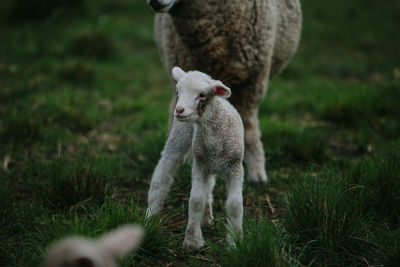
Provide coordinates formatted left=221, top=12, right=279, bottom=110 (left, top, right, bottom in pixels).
left=1, top=0, right=399, bottom=266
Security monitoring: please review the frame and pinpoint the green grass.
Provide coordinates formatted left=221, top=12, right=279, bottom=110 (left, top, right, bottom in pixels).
left=208, top=218, right=302, bottom=267
left=282, top=173, right=375, bottom=265
left=0, top=0, right=399, bottom=266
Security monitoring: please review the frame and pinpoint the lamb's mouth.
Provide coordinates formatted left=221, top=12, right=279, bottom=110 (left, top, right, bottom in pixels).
left=175, top=114, right=191, bottom=121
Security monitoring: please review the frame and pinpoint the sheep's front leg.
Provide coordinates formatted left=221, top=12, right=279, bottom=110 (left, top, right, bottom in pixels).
left=243, top=111, right=268, bottom=184
left=225, top=165, right=244, bottom=246
left=146, top=119, right=193, bottom=217
left=202, top=174, right=216, bottom=227
left=184, top=162, right=207, bottom=250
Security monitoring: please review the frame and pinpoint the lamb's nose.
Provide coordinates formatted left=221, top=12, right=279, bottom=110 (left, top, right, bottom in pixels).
left=176, top=107, right=185, bottom=115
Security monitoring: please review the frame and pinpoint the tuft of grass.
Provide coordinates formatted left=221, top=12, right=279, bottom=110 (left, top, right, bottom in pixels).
left=261, top=120, right=329, bottom=168
left=314, top=82, right=400, bottom=130
left=59, top=60, right=95, bottom=84
left=373, top=226, right=400, bottom=266
left=28, top=160, right=114, bottom=210
left=0, top=112, right=44, bottom=145
left=208, top=218, right=301, bottom=267
left=0, top=183, right=15, bottom=231
left=0, top=101, right=98, bottom=148
left=69, top=29, right=116, bottom=59
left=90, top=201, right=175, bottom=266
left=32, top=200, right=174, bottom=267
left=125, top=132, right=168, bottom=181
left=347, top=147, right=400, bottom=226
left=0, top=183, right=50, bottom=266
left=282, top=172, right=376, bottom=266
left=9, top=0, right=86, bottom=20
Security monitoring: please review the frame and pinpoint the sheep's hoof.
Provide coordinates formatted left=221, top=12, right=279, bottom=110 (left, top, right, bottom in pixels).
left=183, top=237, right=204, bottom=251
left=247, top=170, right=268, bottom=185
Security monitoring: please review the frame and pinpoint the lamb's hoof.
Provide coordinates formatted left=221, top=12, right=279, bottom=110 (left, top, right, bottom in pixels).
left=247, top=170, right=268, bottom=185
left=145, top=207, right=160, bottom=219
left=227, top=230, right=242, bottom=247
left=227, top=235, right=236, bottom=247
left=183, top=237, right=204, bottom=251
left=145, top=209, right=153, bottom=218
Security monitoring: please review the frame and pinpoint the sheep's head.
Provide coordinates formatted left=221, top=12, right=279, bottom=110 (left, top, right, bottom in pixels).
left=146, top=0, right=178, bottom=12
left=43, top=225, right=143, bottom=267
left=172, top=66, right=231, bottom=122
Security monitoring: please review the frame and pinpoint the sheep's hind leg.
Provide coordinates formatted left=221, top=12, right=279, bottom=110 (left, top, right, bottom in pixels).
left=146, top=119, right=193, bottom=217
left=202, top=174, right=216, bottom=227
left=184, top=162, right=207, bottom=251
left=243, top=111, right=268, bottom=184
left=225, top=165, right=244, bottom=246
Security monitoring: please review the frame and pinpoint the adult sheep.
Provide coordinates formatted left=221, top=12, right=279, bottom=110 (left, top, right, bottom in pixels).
left=146, top=0, right=302, bottom=214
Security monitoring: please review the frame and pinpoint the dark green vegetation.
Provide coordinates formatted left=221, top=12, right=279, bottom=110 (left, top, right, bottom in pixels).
left=0, top=0, right=399, bottom=265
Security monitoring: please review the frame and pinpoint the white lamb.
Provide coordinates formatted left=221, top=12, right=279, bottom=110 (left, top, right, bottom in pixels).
left=148, top=67, right=244, bottom=250
left=43, top=225, right=143, bottom=267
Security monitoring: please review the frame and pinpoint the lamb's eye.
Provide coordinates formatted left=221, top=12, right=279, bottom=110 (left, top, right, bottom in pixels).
left=198, top=93, right=206, bottom=99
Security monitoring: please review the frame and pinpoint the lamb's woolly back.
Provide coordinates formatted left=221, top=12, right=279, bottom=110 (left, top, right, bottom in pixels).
left=43, top=225, right=143, bottom=267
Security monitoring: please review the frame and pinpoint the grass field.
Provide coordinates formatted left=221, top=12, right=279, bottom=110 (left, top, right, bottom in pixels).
left=1, top=0, right=399, bottom=266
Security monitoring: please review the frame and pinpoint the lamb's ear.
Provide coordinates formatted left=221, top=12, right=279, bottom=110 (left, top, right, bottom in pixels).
left=172, top=66, right=186, bottom=82
left=97, top=225, right=144, bottom=259
left=211, top=81, right=231, bottom=99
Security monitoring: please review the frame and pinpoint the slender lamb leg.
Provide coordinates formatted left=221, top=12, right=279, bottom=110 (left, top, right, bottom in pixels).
left=202, top=174, right=216, bottom=227
left=225, top=165, right=244, bottom=246
left=243, top=110, right=268, bottom=184
left=184, top=162, right=207, bottom=250
left=146, top=118, right=193, bottom=217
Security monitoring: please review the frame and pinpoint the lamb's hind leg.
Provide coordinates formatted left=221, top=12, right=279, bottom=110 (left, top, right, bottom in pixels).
left=225, top=165, right=244, bottom=246
left=202, top=174, right=216, bottom=227
left=243, top=110, right=268, bottom=184
left=146, top=118, right=193, bottom=217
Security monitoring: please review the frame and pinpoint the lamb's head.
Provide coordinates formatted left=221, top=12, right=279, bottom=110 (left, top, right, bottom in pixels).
left=43, top=225, right=143, bottom=267
left=172, top=66, right=231, bottom=122
left=146, top=0, right=178, bottom=12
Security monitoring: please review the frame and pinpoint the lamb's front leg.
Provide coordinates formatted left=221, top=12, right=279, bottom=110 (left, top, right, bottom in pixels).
left=184, top=162, right=207, bottom=250
left=225, top=165, right=244, bottom=246
left=146, top=119, right=193, bottom=217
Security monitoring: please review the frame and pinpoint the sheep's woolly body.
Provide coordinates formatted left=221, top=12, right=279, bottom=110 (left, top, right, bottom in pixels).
left=151, top=0, right=302, bottom=185
left=155, top=0, right=302, bottom=116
